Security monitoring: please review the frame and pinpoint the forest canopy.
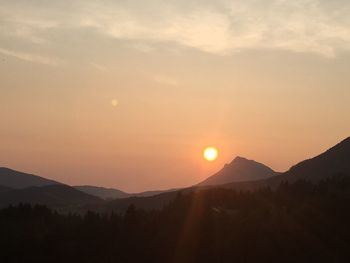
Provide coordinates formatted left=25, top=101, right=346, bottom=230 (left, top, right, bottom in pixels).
left=1, top=175, right=350, bottom=263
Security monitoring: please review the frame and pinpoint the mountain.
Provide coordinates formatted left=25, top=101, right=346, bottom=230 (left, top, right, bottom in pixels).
left=223, top=137, right=350, bottom=190
left=2, top=136, right=349, bottom=212
left=0, top=184, right=103, bottom=208
left=0, top=167, right=60, bottom=189
left=104, top=157, right=280, bottom=212
left=75, top=185, right=180, bottom=200
left=107, top=136, right=350, bottom=212
left=199, top=156, right=278, bottom=186
left=105, top=189, right=181, bottom=212
left=75, top=185, right=130, bottom=200
left=0, top=168, right=102, bottom=210
left=133, top=189, right=179, bottom=197
left=282, top=136, right=350, bottom=182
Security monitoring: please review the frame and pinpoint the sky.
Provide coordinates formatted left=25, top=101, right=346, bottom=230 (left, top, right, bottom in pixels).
left=1, top=0, right=350, bottom=192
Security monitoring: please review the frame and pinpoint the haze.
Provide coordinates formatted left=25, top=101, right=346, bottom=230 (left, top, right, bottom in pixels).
left=1, top=0, right=350, bottom=192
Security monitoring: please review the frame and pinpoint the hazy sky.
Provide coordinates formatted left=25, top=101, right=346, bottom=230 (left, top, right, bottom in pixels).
left=1, top=0, right=350, bottom=192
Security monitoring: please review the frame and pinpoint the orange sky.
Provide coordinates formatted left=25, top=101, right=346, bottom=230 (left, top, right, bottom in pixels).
left=1, top=0, right=350, bottom=192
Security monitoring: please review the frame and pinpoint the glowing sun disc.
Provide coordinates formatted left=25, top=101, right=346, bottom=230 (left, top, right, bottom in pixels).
left=203, top=147, right=218, bottom=162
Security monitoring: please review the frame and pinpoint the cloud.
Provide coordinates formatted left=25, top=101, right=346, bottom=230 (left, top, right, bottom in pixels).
left=74, top=4, right=233, bottom=54
left=0, top=6, right=59, bottom=44
left=74, top=0, right=350, bottom=57
left=0, top=47, right=62, bottom=66
left=1, top=0, right=350, bottom=57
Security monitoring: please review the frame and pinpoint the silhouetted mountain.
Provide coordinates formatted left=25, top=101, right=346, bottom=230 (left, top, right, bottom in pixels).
left=282, top=136, right=350, bottom=182
left=199, top=156, right=277, bottom=186
left=105, top=156, right=279, bottom=212
left=106, top=137, right=350, bottom=211
left=75, top=185, right=131, bottom=200
left=75, top=185, right=179, bottom=200
left=106, top=189, right=181, bottom=212
left=223, top=137, right=350, bottom=190
left=132, top=188, right=180, bottom=197
left=0, top=184, right=103, bottom=208
left=2, top=137, right=349, bottom=213
left=0, top=167, right=60, bottom=189
left=0, top=167, right=176, bottom=210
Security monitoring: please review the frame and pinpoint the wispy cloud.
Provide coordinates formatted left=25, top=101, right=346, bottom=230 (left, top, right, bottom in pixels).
left=0, top=7, right=59, bottom=44
left=0, top=47, right=62, bottom=66
left=1, top=0, right=350, bottom=57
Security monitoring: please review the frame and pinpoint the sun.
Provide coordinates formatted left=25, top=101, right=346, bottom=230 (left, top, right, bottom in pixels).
left=203, top=147, right=219, bottom=162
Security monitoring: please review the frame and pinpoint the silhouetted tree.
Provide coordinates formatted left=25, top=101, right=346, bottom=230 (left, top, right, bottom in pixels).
left=1, top=176, right=350, bottom=263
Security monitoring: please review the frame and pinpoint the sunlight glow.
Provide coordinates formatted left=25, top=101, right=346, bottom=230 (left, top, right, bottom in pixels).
left=203, top=147, right=218, bottom=162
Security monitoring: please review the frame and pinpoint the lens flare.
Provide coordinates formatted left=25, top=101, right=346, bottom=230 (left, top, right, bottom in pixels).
left=111, top=99, right=119, bottom=107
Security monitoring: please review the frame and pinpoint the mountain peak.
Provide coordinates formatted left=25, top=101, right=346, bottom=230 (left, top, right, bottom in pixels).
left=224, top=157, right=253, bottom=168
left=199, top=156, right=277, bottom=186
left=231, top=156, right=256, bottom=164
left=232, top=156, right=248, bottom=162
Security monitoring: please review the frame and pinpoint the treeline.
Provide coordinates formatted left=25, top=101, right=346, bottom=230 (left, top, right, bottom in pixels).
left=1, top=176, right=350, bottom=263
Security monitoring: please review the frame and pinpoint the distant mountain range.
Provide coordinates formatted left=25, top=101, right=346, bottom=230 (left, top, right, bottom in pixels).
left=198, top=156, right=278, bottom=186
left=74, top=185, right=130, bottom=199
left=0, top=167, right=60, bottom=188
left=107, top=136, right=350, bottom=211
left=74, top=185, right=179, bottom=200
left=0, top=168, right=102, bottom=208
left=0, top=184, right=102, bottom=208
left=1, top=136, right=350, bottom=212
left=222, top=136, right=350, bottom=191
left=0, top=167, right=177, bottom=208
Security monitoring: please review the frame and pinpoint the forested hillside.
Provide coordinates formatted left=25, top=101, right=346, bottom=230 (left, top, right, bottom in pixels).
left=1, top=175, right=350, bottom=263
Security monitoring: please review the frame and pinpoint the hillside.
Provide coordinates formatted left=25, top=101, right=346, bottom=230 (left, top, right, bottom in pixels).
left=282, top=137, right=350, bottom=182
left=0, top=185, right=12, bottom=193
left=2, top=176, right=350, bottom=263
left=75, top=185, right=131, bottom=200
left=75, top=185, right=179, bottom=200
left=105, top=189, right=181, bottom=212
left=0, top=167, right=60, bottom=189
left=0, top=184, right=103, bottom=208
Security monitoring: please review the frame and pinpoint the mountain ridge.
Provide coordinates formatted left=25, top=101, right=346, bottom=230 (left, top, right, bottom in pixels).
left=107, top=136, right=350, bottom=211
left=2, top=136, right=350, bottom=212
left=222, top=136, right=350, bottom=190
left=198, top=156, right=278, bottom=186
left=0, top=167, right=61, bottom=189
left=75, top=185, right=180, bottom=200
left=284, top=136, right=350, bottom=181
left=74, top=185, right=130, bottom=200
left=0, top=184, right=103, bottom=209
